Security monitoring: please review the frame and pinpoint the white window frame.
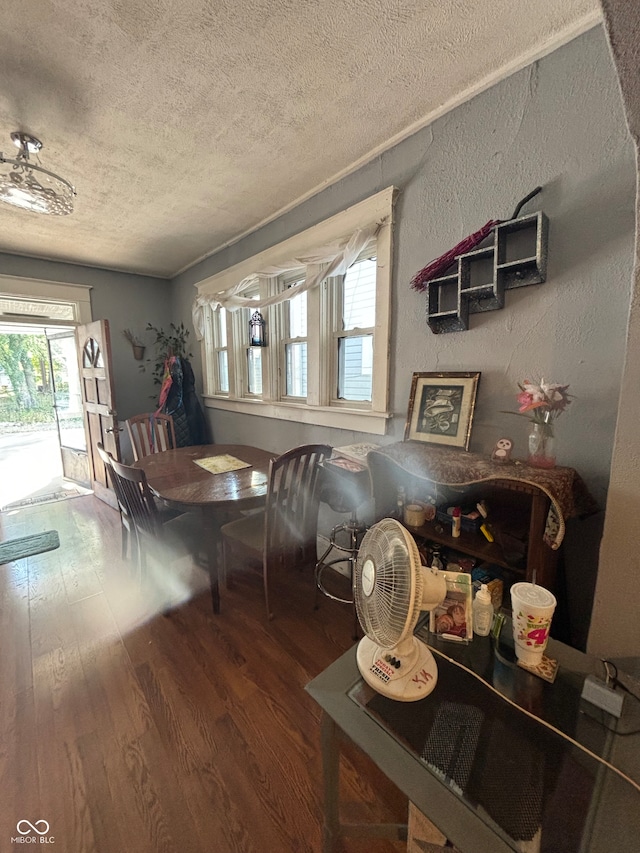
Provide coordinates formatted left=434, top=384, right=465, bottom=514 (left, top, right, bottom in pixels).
left=327, top=249, right=377, bottom=407
left=235, top=301, right=259, bottom=399
left=279, top=272, right=308, bottom=402
left=195, top=186, right=395, bottom=434
left=206, top=306, right=229, bottom=395
left=0, top=275, right=92, bottom=326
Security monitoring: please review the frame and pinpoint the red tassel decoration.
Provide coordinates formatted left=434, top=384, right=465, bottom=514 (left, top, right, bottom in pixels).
left=410, top=219, right=501, bottom=292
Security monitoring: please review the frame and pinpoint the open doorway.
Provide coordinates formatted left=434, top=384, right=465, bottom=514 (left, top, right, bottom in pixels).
left=0, top=321, right=91, bottom=510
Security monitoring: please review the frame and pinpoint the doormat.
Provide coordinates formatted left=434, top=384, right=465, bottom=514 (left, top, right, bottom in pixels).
left=0, top=530, right=60, bottom=565
left=1, top=488, right=85, bottom=511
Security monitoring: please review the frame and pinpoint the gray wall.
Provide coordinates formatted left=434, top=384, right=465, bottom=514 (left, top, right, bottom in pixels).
left=172, top=25, right=636, bottom=653
left=0, top=253, right=172, bottom=420
left=1, top=24, right=634, bottom=655
left=588, top=0, right=640, bottom=658
left=174, top=26, right=636, bottom=509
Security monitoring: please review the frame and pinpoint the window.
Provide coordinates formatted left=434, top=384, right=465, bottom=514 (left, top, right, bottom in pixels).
left=282, top=277, right=307, bottom=399
left=195, top=186, right=395, bottom=434
left=332, top=254, right=376, bottom=403
left=238, top=294, right=263, bottom=397
left=210, top=306, right=229, bottom=394
left=0, top=276, right=92, bottom=326
left=247, top=343, right=263, bottom=396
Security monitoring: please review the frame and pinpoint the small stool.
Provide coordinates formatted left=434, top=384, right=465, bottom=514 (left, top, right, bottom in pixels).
left=314, top=460, right=369, bottom=639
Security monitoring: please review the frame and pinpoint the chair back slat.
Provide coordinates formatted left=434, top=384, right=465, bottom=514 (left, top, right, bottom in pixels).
left=96, top=442, right=130, bottom=518
left=126, top=413, right=177, bottom=461
left=264, top=444, right=331, bottom=568
left=109, top=457, right=162, bottom=539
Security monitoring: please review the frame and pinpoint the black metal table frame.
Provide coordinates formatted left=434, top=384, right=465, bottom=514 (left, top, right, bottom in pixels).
left=307, top=637, right=640, bottom=853
left=308, top=647, right=517, bottom=853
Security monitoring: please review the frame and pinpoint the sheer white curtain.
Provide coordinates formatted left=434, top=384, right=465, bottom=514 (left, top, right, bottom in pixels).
left=192, top=224, right=378, bottom=341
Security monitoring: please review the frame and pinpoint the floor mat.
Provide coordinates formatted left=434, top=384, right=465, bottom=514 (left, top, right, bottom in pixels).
left=0, top=530, right=60, bottom=564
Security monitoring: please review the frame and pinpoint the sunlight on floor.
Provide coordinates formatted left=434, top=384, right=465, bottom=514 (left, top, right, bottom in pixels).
left=0, top=491, right=210, bottom=638
left=0, top=429, right=87, bottom=509
left=103, top=546, right=210, bottom=635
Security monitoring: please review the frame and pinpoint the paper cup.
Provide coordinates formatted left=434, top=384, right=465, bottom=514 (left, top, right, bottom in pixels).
left=510, top=582, right=556, bottom=666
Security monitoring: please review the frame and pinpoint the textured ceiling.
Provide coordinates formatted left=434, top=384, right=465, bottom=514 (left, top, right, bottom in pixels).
left=0, top=0, right=601, bottom=278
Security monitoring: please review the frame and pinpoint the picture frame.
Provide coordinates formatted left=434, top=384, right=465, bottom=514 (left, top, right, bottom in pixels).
left=404, top=371, right=481, bottom=450
left=429, top=570, right=474, bottom=642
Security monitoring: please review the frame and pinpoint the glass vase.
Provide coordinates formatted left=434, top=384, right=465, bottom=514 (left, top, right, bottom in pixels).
left=528, top=420, right=556, bottom=469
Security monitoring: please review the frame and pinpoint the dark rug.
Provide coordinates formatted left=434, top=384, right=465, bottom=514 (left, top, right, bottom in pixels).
left=0, top=530, right=60, bottom=565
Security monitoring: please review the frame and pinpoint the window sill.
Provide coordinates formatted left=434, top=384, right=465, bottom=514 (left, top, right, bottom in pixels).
left=203, top=395, right=391, bottom=434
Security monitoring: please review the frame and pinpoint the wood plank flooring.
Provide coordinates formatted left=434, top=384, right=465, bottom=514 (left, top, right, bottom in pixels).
left=0, top=495, right=407, bottom=852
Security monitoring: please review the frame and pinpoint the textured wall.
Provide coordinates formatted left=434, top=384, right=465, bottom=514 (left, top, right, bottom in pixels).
left=175, top=26, right=635, bottom=505
left=0, top=253, right=172, bottom=421
left=587, top=0, right=640, bottom=657
left=173, top=25, right=637, bottom=651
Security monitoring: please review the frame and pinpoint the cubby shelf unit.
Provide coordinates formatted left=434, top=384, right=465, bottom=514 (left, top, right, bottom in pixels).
left=426, top=211, right=549, bottom=334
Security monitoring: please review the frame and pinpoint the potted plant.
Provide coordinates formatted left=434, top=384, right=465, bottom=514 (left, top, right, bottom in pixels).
left=142, top=322, right=193, bottom=388
left=141, top=322, right=206, bottom=445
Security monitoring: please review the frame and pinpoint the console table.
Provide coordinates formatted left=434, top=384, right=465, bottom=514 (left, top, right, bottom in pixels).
left=306, top=625, right=640, bottom=853
left=367, top=442, right=597, bottom=592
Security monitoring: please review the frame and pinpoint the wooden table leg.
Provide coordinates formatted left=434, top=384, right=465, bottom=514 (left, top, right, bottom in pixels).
left=321, top=711, right=340, bottom=853
left=203, top=507, right=221, bottom=614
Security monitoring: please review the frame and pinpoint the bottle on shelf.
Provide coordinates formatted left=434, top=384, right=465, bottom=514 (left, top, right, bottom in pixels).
left=431, top=546, right=444, bottom=572
left=473, top=584, right=494, bottom=637
left=452, top=506, right=461, bottom=538
left=396, top=486, right=406, bottom=521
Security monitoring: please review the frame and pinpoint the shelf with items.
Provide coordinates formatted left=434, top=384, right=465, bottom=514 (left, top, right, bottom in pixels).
left=403, top=482, right=531, bottom=572
left=406, top=516, right=520, bottom=571
left=367, top=442, right=597, bottom=595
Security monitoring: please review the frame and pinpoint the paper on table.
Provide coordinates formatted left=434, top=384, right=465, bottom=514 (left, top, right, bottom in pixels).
left=332, top=442, right=380, bottom=463
left=194, top=454, right=251, bottom=474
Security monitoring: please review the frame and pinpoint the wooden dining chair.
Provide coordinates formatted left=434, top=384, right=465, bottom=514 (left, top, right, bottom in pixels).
left=220, top=443, right=331, bottom=619
left=126, top=412, right=177, bottom=461
left=97, top=442, right=137, bottom=564
left=107, top=456, right=203, bottom=578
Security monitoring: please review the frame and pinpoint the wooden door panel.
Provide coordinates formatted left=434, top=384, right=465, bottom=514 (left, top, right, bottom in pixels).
left=76, top=319, right=120, bottom=508
left=96, top=378, right=109, bottom=406
left=46, top=330, right=90, bottom=487
left=82, top=378, right=98, bottom=404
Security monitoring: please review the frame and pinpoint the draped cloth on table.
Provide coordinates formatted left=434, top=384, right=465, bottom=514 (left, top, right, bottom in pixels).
left=367, top=443, right=598, bottom=549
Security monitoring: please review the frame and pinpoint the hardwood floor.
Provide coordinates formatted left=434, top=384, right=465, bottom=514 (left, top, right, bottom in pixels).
left=0, top=495, right=407, bottom=852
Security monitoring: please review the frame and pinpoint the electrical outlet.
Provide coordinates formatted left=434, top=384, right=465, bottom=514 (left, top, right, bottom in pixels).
left=581, top=675, right=625, bottom=718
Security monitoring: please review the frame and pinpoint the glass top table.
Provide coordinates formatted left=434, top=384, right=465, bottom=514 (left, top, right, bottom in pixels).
left=306, top=619, right=640, bottom=853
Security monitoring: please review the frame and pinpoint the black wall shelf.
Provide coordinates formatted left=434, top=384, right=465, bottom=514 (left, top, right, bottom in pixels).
left=426, top=211, right=549, bottom=334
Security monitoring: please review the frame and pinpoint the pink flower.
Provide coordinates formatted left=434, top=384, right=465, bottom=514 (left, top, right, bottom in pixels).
left=517, top=391, right=547, bottom=413
left=514, top=379, right=572, bottom=425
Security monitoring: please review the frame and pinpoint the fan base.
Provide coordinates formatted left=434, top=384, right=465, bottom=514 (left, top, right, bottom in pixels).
left=356, top=635, right=438, bottom=702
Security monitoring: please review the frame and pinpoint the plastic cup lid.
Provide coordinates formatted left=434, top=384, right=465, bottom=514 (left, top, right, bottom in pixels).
left=511, top=582, right=556, bottom=608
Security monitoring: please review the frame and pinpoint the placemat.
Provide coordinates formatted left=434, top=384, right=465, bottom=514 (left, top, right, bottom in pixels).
left=194, top=454, right=251, bottom=474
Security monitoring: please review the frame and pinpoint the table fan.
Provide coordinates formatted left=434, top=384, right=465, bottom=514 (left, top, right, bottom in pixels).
left=355, top=517, right=447, bottom=701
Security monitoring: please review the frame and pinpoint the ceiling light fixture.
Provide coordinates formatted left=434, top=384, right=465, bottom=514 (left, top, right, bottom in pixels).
left=0, top=131, right=76, bottom=215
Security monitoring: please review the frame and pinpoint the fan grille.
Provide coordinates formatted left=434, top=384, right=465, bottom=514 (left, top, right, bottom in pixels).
left=355, top=518, right=424, bottom=647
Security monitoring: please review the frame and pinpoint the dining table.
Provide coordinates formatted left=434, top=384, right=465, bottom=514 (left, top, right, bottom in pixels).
left=132, top=443, right=275, bottom=614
